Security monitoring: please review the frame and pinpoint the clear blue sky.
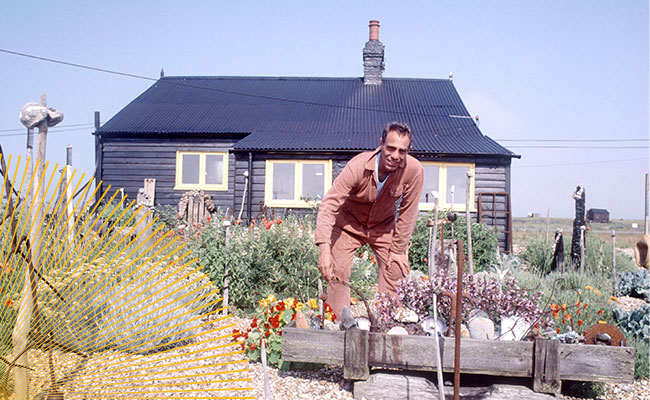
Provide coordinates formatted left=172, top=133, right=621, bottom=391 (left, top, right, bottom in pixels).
left=1, top=1, right=648, bottom=219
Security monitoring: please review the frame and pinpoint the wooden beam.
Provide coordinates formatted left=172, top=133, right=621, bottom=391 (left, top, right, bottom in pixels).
left=344, top=329, right=369, bottom=380
left=281, top=328, right=635, bottom=384
left=533, top=339, right=561, bottom=394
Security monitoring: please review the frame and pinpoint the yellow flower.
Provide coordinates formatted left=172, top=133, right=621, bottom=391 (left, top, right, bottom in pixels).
left=284, top=297, right=296, bottom=308
left=267, top=294, right=276, bottom=303
left=295, top=302, right=305, bottom=311
left=308, top=298, right=318, bottom=310
left=598, top=320, right=607, bottom=324
left=593, top=289, right=602, bottom=296
left=258, top=299, right=268, bottom=308
left=585, top=285, right=593, bottom=290
left=609, top=296, right=618, bottom=302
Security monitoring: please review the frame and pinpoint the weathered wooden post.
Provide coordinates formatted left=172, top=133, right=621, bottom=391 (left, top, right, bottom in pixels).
left=465, top=170, right=474, bottom=274
left=571, top=184, right=586, bottom=269
left=14, top=95, right=63, bottom=398
left=611, top=230, right=617, bottom=295
left=645, top=173, right=649, bottom=235
left=550, top=229, right=564, bottom=273
left=432, top=293, right=445, bottom=400
left=579, top=225, right=586, bottom=274
left=136, top=178, right=155, bottom=246
left=222, top=219, right=231, bottom=316
left=58, top=145, right=75, bottom=245
left=453, top=239, right=464, bottom=400
left=261, top=339, right=272, bottom=400
left=318, top=279, right=324, bottom=329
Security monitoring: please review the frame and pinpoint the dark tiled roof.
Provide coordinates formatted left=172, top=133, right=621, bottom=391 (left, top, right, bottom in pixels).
left=97, top=76, right=516, bottom=157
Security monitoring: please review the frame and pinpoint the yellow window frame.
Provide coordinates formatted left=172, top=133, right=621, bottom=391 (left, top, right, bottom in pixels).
left=174, top=151, right=229, bottom=191
left=264, top=159, right=332, bottom=208
left=418, top=162, right=476, bottom=212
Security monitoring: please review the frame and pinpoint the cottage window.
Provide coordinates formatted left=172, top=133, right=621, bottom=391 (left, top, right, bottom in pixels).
left=175, top=151, right=228, bottom=191
left=265, top=160, right=332, bottom=208
left=419, top=162, right=475, bottom=211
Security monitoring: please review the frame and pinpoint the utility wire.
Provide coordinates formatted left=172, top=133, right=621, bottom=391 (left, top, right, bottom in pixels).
left=0, top=48, right=456, bottom=118
left=516, top=156, right=648, bottom=168
left=0, top=127, right=92, bottom=138
left=0, top=123, right=94, bottom=133
left=497, top=138, right=648, bottom=142
left=508, top=145, right=646, bottom=149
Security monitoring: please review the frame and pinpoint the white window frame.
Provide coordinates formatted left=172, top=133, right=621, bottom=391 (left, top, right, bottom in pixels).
left=419, top=162, right=476, bottom=212
left=174, top=151, right=229, bottom=191
left=264, top=159, right=332, bottom=208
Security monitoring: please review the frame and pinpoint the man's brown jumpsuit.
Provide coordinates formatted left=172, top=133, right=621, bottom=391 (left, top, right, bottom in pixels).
left=315, top=148, right=424, bottom=316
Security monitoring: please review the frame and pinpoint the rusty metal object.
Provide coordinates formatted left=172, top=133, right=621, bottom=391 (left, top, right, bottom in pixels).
left=439, top=290, right=473, bottom=337
left=584, top=323, right=626, bottom=346
left=452, top=240, right=464, bottom=400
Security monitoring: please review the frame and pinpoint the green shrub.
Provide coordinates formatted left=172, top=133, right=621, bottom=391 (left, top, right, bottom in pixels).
left=409, top=211, right=499, bottom=274
left=617, top=270, right=650, bottom=301
left=521, top=235, right=637, bottom=276
left=191, top=215, right=320, bottom=311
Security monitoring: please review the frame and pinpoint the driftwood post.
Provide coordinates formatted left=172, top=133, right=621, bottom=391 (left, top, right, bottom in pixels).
left=136, top=178, right=155, bottom=246
left=318, top=279, right=324, bottom=329
left=432, top=293, right=445, bottom=400
left=261, top=340, right=272, bottom=400
left=465, top=170, right=474, bottom=274
left=223, top=220, right=231, bottom=316
left=579, top=225, right=586, bottom=274
left=58, top=145, right=75, bottom=245
left=550, top=229, right=564, bottom=273
left=611, top=230, right=617, bottom=295
left=571, top=185, right=586, bottom=268
left=13, top=94, right=63, bottom=398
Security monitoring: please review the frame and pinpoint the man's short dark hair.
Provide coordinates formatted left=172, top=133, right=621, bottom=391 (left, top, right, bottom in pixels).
left=381, top=121, right=413, bottom=145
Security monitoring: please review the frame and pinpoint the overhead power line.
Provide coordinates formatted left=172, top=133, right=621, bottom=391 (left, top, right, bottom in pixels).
left=508, top=145, right=646, bottom=149
left=0, top=123, right=94, bottom=133
left=0, top=48, right=475, bottom=118
left=0, top=126, right=92, bottom=137
left=497, top=138, right=648, bottom=142
left=517, top=156, right=648, bottom=168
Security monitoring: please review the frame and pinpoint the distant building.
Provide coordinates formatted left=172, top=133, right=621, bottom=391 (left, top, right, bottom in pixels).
left=587, top=208, right=609, bottom=223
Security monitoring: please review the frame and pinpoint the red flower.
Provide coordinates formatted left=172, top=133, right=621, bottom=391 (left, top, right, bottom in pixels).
left=270, top=315, right=280, bottom=329
left=265, top=221, right=273, bottom=230
left=251, top=317, right=258, bottom=328
left=276, top=218, right=282, bottom=224
left=276, top=301, right=286, bottom=312
left=264, top=330, right=271, bottom=338
left=597, top=309, right=604, bottom=315
left=249, top=343, right=256, bottom=350
left=556, top=328, right=561, bottom=334
left=578, top=320, right=583, bottom=326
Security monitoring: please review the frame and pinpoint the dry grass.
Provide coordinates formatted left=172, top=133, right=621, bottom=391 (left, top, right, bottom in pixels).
left=513, top=217, right=646, bottom=250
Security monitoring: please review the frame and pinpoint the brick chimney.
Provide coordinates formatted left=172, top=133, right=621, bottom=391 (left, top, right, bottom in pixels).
left=363, top=20, right=385, bottom=85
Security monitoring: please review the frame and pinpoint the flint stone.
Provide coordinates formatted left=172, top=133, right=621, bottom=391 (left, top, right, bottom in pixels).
left=394, top=306, right=419, bottom=323
left=387, top=326, right=408, bottom=335
left=19, top=102, right=48, bottom=129
left=46, top=107, right=64, bottom=127
left=295, top=310, right=309, bottom=329
left=356, top=316, right=370, bottom=331
left=420, top=316, right=446, bottom=336
left=468, top=316, right=495, bottom=340
left=340, top=306, right=358, bottom=330
left=500, top=316, right=530, bottom=341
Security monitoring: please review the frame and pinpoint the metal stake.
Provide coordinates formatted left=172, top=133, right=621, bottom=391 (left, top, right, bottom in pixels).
left=454, top=239, right=464, bottom=400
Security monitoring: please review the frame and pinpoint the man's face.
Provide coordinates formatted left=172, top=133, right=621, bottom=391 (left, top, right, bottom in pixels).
left=379, top=130, right=411, bottom=173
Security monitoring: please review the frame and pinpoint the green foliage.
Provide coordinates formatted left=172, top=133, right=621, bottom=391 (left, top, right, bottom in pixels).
left=39, top=260, right=219, bottom=355
left=617, top=270, right=650, bottom=301
left=562, top=381, right=605, bottom=398
left=409, top=211, right=499, bottom=273
left=614, top=304, right=650, bottom=345
left=190, top=215, right=320, bottom=311
left=629, top=336, right=649, bottom=380
left=521, top=235, right=637, bottom=276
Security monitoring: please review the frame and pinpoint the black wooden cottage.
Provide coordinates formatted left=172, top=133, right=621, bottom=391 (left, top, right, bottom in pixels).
left=93, top=21, right=519, bottom=251
left=587, top=208, right=610, bottom=223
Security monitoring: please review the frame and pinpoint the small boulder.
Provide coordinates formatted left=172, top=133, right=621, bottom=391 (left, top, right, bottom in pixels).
left=295, top=310, right=309, bottom=329
left=500, top=316, right=530, bottom=341
left=387, top=326, right=409, bottom=335
left=420, top=316, right=446, bottom=336
left=468, top=316, right=495, bottom=340
left=394, top=306, right=419, bottom=323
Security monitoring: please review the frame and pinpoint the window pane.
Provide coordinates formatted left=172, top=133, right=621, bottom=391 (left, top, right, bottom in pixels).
left=302, top=163, right=325, bottom=200
left=182, top=154, right=200, bottom=185
left=446, top=166, right=468, bottom=205
left=420, top=165, right=440, bottom=204
left=205, top=154, right=224, bottom=185
left=273, top=163, right=295, bottom=200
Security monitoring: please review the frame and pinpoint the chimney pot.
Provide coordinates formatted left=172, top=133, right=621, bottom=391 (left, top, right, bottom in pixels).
left=369, top=20, right=380, bottom=40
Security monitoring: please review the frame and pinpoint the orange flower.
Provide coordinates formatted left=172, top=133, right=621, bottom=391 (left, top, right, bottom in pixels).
left=5, top=299, right=12, bottom=307
left=350, top=297, right=358, bottom=305
left=561, top=304, right=567, bottom=311
left=593, top=289, right=602, bottom=296
left=556, top=328, right=561, bottom=333
left=578, top=320, right=583, bottom=326
left=564, top=313, right=571, bottom=321
left=597, top=309, right=604, bottom=315
left=583, top=303, right=589, bottom=309
left=423, top=257, right=428, bottom=263
left=553, top=311, right=559, bottom=319
left=276, top=218, right=282, bottom=224
left=609, top=296, right=618, bottom=302
left=535, top=322, right=540, bottom=329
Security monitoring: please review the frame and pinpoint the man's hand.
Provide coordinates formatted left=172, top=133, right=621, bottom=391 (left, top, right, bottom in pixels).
left=318, top=243, right=333, bottom=281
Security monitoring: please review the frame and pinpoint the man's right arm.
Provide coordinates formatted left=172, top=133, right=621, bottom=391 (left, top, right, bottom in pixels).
left=314, top=161, right=358, bottom=245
